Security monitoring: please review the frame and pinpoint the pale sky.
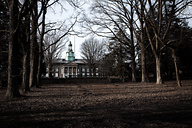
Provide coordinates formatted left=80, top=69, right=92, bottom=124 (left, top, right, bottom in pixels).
left=45, top=0, right=192, bottom=59
left=45, top=1, right=92, bottom=59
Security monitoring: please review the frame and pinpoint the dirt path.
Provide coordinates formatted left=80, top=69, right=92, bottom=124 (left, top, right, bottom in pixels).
left=0, top=81, right=192, bottom=128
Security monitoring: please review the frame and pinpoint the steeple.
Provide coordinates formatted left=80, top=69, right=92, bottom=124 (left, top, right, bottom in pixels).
left=66, top=41, right=75, bottom=61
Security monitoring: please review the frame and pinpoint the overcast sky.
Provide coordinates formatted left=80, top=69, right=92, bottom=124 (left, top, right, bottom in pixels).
left=45, top=0, right=192, bottom=59
left=45, top=1, right=92, bottom=59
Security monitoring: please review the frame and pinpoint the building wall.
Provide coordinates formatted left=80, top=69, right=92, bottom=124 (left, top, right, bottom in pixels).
left=46, top=61, right=105, bottom=78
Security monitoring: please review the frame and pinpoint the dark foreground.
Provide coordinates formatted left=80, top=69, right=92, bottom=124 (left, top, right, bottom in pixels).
left=0, top=81, right=192, bottom=128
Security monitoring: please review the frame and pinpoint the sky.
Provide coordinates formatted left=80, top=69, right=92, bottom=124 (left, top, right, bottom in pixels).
left=45, top=0, right=192, bottom=59
left=45, top=1, right=92, bottom=59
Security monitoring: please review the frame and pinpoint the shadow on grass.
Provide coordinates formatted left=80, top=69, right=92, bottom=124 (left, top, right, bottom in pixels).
left=0, top=82, right=192, bottom=128
left=0, top=102, right=192, bottom=128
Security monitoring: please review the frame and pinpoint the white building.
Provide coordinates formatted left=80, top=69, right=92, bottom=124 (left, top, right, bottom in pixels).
left=49, top=42, right=105, bottom=78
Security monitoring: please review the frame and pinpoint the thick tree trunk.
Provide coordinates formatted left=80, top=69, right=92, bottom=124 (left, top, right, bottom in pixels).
left=131, top=53, right=136, bottom=82
left=36, top=46, right=42, bottom=87
left=130, top=2, right=136, bottom=82
left=156, top=56, right=163, bottom=84
left=22, top=53, right=30, bottom=92
left=139, top=42, right=149, bottom=82
left=139, top=3, right=148, bottom=83
left=6, top=0, right=21, bottom=98
left=29, top=0, right=38, bottom=88
left=172, top=49, right=181, bottom=87
left=21, top=13, right=30, bottom=92
left=29, top=38, right=35, bottom=87
left=130, top=32, right=136, bottom=82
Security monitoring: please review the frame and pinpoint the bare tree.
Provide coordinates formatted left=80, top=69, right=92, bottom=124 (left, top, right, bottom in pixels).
left=29, top=0, right=38, bottom=88
left=137, top=0, right=192, bottom=85
left=3, top=0, right=81, bottom=98
left=21, top=0, right=59, bottom=90
left=5, top=0, right=21, bottom=98
left=36, top=0, right=49, bottom=87
left=130, top=0, right=136, bottom=82
left=20, top=10, right=31, bottom=92
left=34, top=0, right=79, bottom=86
left=80, top=37, right=106, bottom=77
left=5, top=0, right=36, bottom=97
left=90, top=0, right=191, bottom=86
left=135, top=0, right=149, bottom=82
left=99, top=0, right=148, bottom=82
left=82, top=0, right=138, bottom=81
left=43, top=33, right=66, bottom=78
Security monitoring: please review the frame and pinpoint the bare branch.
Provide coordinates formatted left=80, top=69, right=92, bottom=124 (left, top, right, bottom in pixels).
left=43, top=15, right=78, bottom=51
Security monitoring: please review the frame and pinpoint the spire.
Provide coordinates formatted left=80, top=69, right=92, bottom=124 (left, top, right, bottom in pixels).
left=68, top=41, right=73, bottom=52
left=66, top=41, right=75, bottom=61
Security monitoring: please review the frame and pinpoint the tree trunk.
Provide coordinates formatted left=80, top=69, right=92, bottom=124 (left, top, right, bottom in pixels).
left=22, top=53, right=30, bottom=92
left=29, top=36, right=35, bottom=87
left=29, top=0, right=38, bottom=88
left=36, top=46, right=42, bottom=87
left=21, top=12, right=30, bottom=92
left=6, top=0, right=21, bottom=98
left=130, top=2, right=136, bottom=82
left=172, top=49, right=181, bottom=87
left=131, top=52, right=136, bottom=82
left=37, top=5, right=46, bottom=87
left=139, top=2, right=148, bottom=83
left=139, top=42, right=149, bottom=82
left=48, top=63, right=53, bottom=78
left=156, top=56, right=163, bottom=84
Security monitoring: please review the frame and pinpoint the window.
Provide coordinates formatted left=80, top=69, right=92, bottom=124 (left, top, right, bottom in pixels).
left=64, top=67, right=68, bottom=74
left=73, top=67, right=76, bottom=74
left=69, top=67, right=72, bottom=75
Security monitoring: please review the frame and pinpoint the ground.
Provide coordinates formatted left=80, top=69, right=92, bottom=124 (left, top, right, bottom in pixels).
left=0, top=80, right=192, bottom=128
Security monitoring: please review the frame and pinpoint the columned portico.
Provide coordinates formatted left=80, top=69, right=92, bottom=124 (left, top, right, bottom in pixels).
left=57, top=64, right=78, bottom=78
left=46, top=41, right=105, bottom=78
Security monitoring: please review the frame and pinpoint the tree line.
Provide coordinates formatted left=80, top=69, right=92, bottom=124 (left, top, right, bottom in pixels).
left=80, top=0, right=192, bottom=86
left=0, top=0, right=192, bottom=99
left=0, top=0, right=80, bottom=99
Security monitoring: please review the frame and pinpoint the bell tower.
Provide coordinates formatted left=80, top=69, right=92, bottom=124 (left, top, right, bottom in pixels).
left=66, top=41, right=75, bottom=61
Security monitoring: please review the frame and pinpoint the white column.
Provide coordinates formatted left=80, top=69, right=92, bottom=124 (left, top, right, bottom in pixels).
left=64, top=67, right=65, bottom=78
left=62, top=67, right=64, bottom=78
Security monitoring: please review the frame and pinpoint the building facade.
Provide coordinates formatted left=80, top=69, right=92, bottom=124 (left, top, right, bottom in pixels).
left=49, top=42, right=105, bottom=78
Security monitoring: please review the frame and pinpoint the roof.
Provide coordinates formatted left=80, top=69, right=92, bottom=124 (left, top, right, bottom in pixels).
left=54, top=58, right=87, bottom=65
